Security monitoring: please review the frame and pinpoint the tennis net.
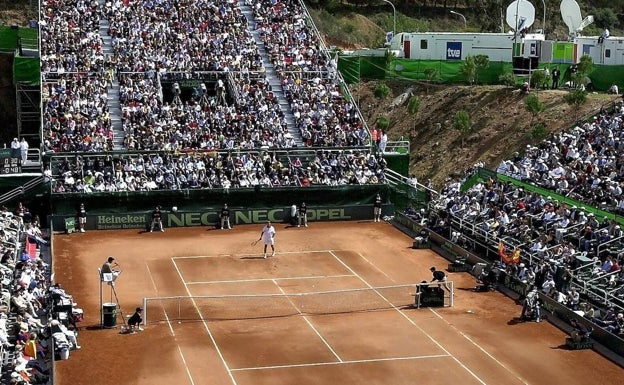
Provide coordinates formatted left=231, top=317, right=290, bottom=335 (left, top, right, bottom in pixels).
left=142, top=284, right=417, bottom=324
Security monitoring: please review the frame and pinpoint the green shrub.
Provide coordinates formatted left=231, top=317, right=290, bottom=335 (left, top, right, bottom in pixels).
left=376, top=116, right=390, bottom=130
left=373, top=83, right=391, bottom=99
left=530, top=123, right=548, bottom=139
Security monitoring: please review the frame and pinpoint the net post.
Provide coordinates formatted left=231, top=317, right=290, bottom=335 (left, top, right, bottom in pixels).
left=142, top=297, right=147, bottom=325
left=449, top=281, right=454, bottom=307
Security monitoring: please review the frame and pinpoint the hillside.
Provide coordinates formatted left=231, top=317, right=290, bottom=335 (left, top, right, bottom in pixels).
left=355, top=81, right=622, bottom=188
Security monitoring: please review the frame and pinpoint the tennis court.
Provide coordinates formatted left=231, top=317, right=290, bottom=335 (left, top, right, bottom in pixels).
left=52, top=222, right=623, bottom=385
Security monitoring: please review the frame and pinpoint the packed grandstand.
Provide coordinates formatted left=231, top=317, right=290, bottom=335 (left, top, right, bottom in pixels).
left=0, top=0, right=623, bottom=383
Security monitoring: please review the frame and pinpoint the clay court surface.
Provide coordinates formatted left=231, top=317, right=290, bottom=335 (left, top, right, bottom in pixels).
left=51, top=221, right=622, bottom=385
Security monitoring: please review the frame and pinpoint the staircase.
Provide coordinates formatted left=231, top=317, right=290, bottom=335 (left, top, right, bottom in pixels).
left=98, top=0, right=124, bottom=150
left=238, top=0, right=303, bottom=146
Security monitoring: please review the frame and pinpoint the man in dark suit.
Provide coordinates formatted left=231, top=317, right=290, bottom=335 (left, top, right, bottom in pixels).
left=128, top=307, right=144, bottom=332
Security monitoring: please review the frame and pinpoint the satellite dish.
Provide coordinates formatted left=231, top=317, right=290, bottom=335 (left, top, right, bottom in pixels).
left=560, top=0, right=582, bottom=35
left=506, top=0, right=536, bottom=31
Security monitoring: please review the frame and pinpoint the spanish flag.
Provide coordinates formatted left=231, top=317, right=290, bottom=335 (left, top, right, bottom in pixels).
left=499, top=241, right=521, bottom=264
left=498, top=241, right=506, bottom=260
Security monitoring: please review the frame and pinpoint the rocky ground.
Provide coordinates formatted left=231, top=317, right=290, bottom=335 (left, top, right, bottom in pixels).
left=354, top=81, right=622, bottom=188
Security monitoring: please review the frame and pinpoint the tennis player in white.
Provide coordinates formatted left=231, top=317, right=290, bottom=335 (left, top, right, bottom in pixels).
left=259, top=221, right=276, bottom=258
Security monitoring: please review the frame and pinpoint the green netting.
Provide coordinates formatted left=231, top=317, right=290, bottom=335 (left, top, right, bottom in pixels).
left=13, top=56, right=40, bottom=85
left=338, top=55, right=388, bottom=83
left=587, top=65, right=624, bottom=92
left=0, top=27, right=19, bottom=52
left=0, top=26, right=37, bottom=52
left=391, top=60, right=514, bottom=84
left=17, top=28, right=38, bottom=40
left=339, top=54, right=624, bottom=92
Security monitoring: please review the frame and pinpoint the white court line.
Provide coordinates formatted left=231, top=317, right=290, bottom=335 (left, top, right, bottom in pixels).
left=145, top=263, right=175, bottom=336
left=147, top=263, right=194, bottom=384
left=231, top=353, right=451, bottom=372
left=355, top=251, right=394, bottom=281
left=274, top=279, right=343, bottom=363
left=177, top=345, right=197, bottom=385
left=429, top=308, right=531, bottom=385
left=172, top=259, right=238, bottom=385
left=328, top=251, right=488, bottom=385
left=173, top=250, right=335, bottom=259
left=186, top=274, right=355, bottom=285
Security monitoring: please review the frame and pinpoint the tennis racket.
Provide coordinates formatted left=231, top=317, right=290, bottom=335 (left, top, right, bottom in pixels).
left=251, top=239, right=260, bottom=246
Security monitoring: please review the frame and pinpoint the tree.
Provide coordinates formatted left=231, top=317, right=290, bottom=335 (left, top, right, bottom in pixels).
left=423, top=68, right=438, bottom=94
left=453, top=110, right=472, bottom=147
left=499, top=72, right=516, bottom=90
left=590, top=7, right=618, bottom=29
left=577, top=55, right=594, bottom=76
left=473, top=55, right=490, bottom=85
left=460, top=55, right=477, bottom=87
left=385, top=49, right=396, bottom=78
left=564, top=89, right=588, bottom=124
left=407, top=95, right=420, bottom=131
left=530, top=70, right=547, bottom=92
left=525, top=93, right=545, bottom=126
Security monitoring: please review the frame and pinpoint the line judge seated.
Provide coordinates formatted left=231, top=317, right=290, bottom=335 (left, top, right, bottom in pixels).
left=100, top=257, right=122, bottom=284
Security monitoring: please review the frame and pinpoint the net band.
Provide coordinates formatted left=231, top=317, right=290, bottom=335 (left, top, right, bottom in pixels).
left=142, top=284, right=419, bottom=324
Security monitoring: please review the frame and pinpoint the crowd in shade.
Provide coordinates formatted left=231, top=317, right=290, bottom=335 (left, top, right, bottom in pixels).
left=497, top=102, right=624, bottom=213
left=50, top=149, right=387, bottom=193
left=0, top=205, right=83, bottom=384
left=40, top=0, right=369, bottom=154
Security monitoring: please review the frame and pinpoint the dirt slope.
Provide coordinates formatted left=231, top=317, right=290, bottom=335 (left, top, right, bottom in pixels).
left=354, top=81, right=622, bottom=188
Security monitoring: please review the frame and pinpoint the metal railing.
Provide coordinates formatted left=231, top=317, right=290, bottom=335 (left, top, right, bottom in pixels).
left=0, top=176, right=46, bottom=206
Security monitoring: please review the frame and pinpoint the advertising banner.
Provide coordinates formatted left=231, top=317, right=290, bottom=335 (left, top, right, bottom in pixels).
left=51, top=204, right=394, bottom=231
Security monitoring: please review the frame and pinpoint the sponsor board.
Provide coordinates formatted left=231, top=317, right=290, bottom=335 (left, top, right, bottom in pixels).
left=52, top=204, right=392, bottom=231
left=418, top=288, right=445, bottom=308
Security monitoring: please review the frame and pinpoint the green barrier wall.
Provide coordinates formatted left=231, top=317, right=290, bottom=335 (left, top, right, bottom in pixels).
left=50, top=203, right=395, bottom=231
left=384, top=153, right=409, bottom=176
left=13, top=56, right=40, bottom=85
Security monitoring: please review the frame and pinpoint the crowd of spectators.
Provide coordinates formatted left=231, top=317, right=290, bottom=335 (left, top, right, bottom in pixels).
left=40, top=0, right=370, bottom=155
left=49, top=148, right=387, bottom=193
left=427, top=160, right=624, bottom=339
left=40, top=0, right=115, bottom=153
left=497, top=101, right=624, bottom=212
left=253, top=0, right=367, bottom=147
left=0, top=203, right=82, bottom=384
